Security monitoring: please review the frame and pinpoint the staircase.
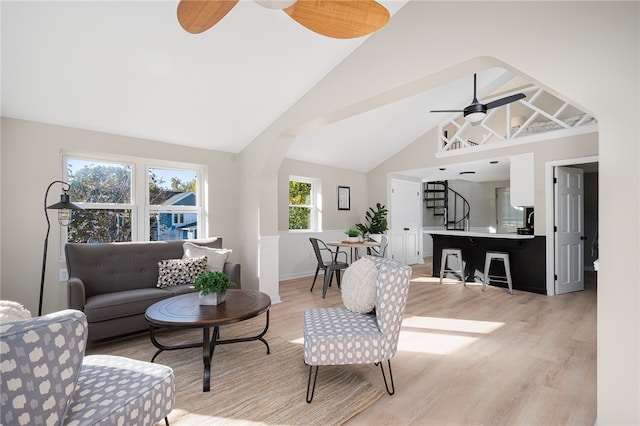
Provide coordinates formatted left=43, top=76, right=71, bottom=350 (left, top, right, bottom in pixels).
left=424, top=181, right=470, bottom=230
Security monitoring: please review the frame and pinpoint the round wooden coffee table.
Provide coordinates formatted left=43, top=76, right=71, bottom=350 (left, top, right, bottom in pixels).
left=145, top=289, right=271, bottom=392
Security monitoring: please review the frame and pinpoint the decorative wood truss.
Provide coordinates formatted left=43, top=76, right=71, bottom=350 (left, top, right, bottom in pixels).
left=437, top=85, right=598, bottom=156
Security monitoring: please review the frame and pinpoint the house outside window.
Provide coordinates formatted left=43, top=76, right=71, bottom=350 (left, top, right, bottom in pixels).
left=64, top=155, right=205, bottom=243
left=289, top=175, right=321, bottom=231
left=148, top=167, right=200, bottom=241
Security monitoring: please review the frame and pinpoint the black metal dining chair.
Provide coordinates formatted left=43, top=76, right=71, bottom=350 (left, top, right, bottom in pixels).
left=309, top=237, right=349, bottom=298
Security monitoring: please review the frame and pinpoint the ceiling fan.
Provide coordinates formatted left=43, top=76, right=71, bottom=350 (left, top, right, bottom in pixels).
left=176, top=0, right=390, bottom=39
left=430, top=73, right=526, bottom=124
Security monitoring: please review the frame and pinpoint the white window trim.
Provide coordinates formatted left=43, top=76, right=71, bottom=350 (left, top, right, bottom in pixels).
left=289, top=175, right=322, bottom=232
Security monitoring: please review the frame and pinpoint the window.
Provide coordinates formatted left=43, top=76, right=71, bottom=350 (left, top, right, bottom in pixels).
left=64, top=155, right=205, bottom=243
left=288, top=176, right=321, bottom=231
left=495, top=187, right=524, bottom=233
left=148, top=167, right=200, bottom=241
left=66, top=158, right=133, bottom=243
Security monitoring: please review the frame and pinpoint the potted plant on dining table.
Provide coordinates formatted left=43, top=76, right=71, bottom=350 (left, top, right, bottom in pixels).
left=344, top=227, right=362, bottom=243
left=193, top=270, right=231, bottom=306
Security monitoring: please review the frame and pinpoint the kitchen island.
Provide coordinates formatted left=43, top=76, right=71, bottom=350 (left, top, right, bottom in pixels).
left=424, top=228, right=546, bottom=294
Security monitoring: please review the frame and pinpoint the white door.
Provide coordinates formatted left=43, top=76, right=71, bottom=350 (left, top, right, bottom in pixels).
left=555, top=166, right=584, bottom=294
left=390, top=179, right=421, bottom=265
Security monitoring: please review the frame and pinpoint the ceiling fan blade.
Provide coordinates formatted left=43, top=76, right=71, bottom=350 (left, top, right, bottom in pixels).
left=177, top=0, right=239, bottom=34
left=430, top=109, right=464, bottom=113
left=485, top=93, right=526, bottom=110
left=284, top=0, right=390, bottom=39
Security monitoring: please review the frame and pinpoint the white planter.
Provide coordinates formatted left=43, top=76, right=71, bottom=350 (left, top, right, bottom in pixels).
left=346, top=236, right=360, bottom=242
left=199, top=292, right=226, bottom=306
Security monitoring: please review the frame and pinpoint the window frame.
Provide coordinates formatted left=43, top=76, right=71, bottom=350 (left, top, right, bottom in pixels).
left=144, top=164, right=205, bottom=241
left=62, top=153, right=207, bottom=245
left=288, top=175, right=321, bottom=232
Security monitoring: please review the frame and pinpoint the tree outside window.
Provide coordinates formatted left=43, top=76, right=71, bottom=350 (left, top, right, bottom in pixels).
left=66, top=158, right=133, bottom=243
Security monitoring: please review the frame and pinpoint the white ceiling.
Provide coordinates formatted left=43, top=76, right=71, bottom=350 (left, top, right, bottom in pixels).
left=2, top=0, right=519, bottom=179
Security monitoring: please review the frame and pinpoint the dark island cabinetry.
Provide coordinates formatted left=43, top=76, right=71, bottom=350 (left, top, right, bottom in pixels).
left=428, top=231, right=547, bottom=295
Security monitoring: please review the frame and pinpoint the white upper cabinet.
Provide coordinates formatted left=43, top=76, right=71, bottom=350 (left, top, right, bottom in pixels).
left=510, top=153, right=534, bottom=207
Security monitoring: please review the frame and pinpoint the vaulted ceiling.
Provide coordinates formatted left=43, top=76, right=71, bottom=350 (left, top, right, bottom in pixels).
left=2, top=1, right=521, bottom=175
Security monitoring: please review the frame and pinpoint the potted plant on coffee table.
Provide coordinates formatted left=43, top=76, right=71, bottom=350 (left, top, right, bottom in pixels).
left=193, top=271, right=231, bottom=306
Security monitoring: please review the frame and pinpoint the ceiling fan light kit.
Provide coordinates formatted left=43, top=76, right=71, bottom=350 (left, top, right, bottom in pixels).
left=463, top=103, right=487, bottom=123
left=177, top=0, right=390, bottom=39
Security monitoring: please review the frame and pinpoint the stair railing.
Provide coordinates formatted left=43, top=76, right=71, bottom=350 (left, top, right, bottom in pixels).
left=446, top=186, right=470, bottom=231
left=424, top=181, right=470, bottom=231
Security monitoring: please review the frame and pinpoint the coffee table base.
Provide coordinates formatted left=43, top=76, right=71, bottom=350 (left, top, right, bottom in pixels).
left=149, top=310, right=270, bottom=392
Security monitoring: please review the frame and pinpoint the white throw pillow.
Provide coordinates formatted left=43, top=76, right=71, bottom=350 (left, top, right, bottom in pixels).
left=183, top=242, right=232, bottom=272
left=341, top=257, right=378, bottom=314
left=0, top=300, right=32, bottom=322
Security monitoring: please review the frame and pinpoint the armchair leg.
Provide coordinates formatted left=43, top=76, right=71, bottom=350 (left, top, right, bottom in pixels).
left=306, top=365, right=319, bottom=403
left=165, top=416, right=170, bottom=426
left=376, top=359, right=395, bottom=395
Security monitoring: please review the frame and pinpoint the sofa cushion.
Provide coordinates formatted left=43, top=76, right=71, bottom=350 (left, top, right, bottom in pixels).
left=84, top=289, right=170, bottom=323
left=64, top=355, right=174, bottom=426
left=341, top=257, right=378, bottom=314
left=183, top=242, right=232, bottom=272
left=157, top=256, right=207, bottom=288
left=163, top=283, right=197, bottom=296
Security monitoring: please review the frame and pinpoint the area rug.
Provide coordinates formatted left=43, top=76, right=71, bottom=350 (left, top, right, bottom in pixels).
left=88, top=320, right=383, bottom=425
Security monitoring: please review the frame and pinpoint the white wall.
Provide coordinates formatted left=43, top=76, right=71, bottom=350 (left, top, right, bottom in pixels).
left=277, top=159, right=373, bottom=281
left=0, top=118, right=242, bottom=314
left=277, top=159, right=368, bottom=232
left=278, top=229, right=350, bottom=281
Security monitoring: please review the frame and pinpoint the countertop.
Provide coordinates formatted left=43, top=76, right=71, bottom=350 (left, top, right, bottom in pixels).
left=423, top=228, right=535, bottom=240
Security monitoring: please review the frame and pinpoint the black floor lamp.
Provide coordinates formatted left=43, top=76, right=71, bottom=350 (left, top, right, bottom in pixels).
left=39, top=180, right=82, bottom=316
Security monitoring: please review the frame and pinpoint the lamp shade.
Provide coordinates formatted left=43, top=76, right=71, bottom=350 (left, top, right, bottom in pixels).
left=47, top=192, right=83, bottom=226
left=47, top=192, right=82, bottom=211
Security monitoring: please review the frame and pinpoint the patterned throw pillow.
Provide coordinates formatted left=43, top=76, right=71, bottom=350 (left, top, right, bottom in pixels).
left=183, top=242, right=232, bottom=272
left=157, top=256, right=207, bottom=288
left=341, top=257, right=378, bottom=314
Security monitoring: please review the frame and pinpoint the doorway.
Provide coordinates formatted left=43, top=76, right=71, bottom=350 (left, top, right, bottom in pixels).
left=390, top=178, right=422, bottom=265
left=545, top=157, right=598, bottom=295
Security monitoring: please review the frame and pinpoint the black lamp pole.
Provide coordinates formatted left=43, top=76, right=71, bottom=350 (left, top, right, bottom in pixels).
left=39, top=180, right=82, bottom=316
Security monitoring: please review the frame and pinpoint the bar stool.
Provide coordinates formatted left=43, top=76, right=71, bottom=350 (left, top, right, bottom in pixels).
left=440, top=248, right=465, bottom=285
left=483, top=251, right=513, bottom=294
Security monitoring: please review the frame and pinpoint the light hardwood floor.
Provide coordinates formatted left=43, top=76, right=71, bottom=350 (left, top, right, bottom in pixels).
left=270, top=258, right=597, bottom=425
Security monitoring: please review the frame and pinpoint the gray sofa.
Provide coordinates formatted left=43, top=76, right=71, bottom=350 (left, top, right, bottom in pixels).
left=0, top=309, right=174, bottom=425
left=65, top=237, right=240, bottom=342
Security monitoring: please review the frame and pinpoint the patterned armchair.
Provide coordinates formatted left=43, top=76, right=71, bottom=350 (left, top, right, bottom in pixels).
left=303, top=256, right=412, bottom=402
left=0, top=309, right=174, bottom=425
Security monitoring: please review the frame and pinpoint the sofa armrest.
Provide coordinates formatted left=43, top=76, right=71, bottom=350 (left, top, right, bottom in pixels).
left=224, top=262, right=241, bottom=289
left=68, top=277, right=86, bottom=310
